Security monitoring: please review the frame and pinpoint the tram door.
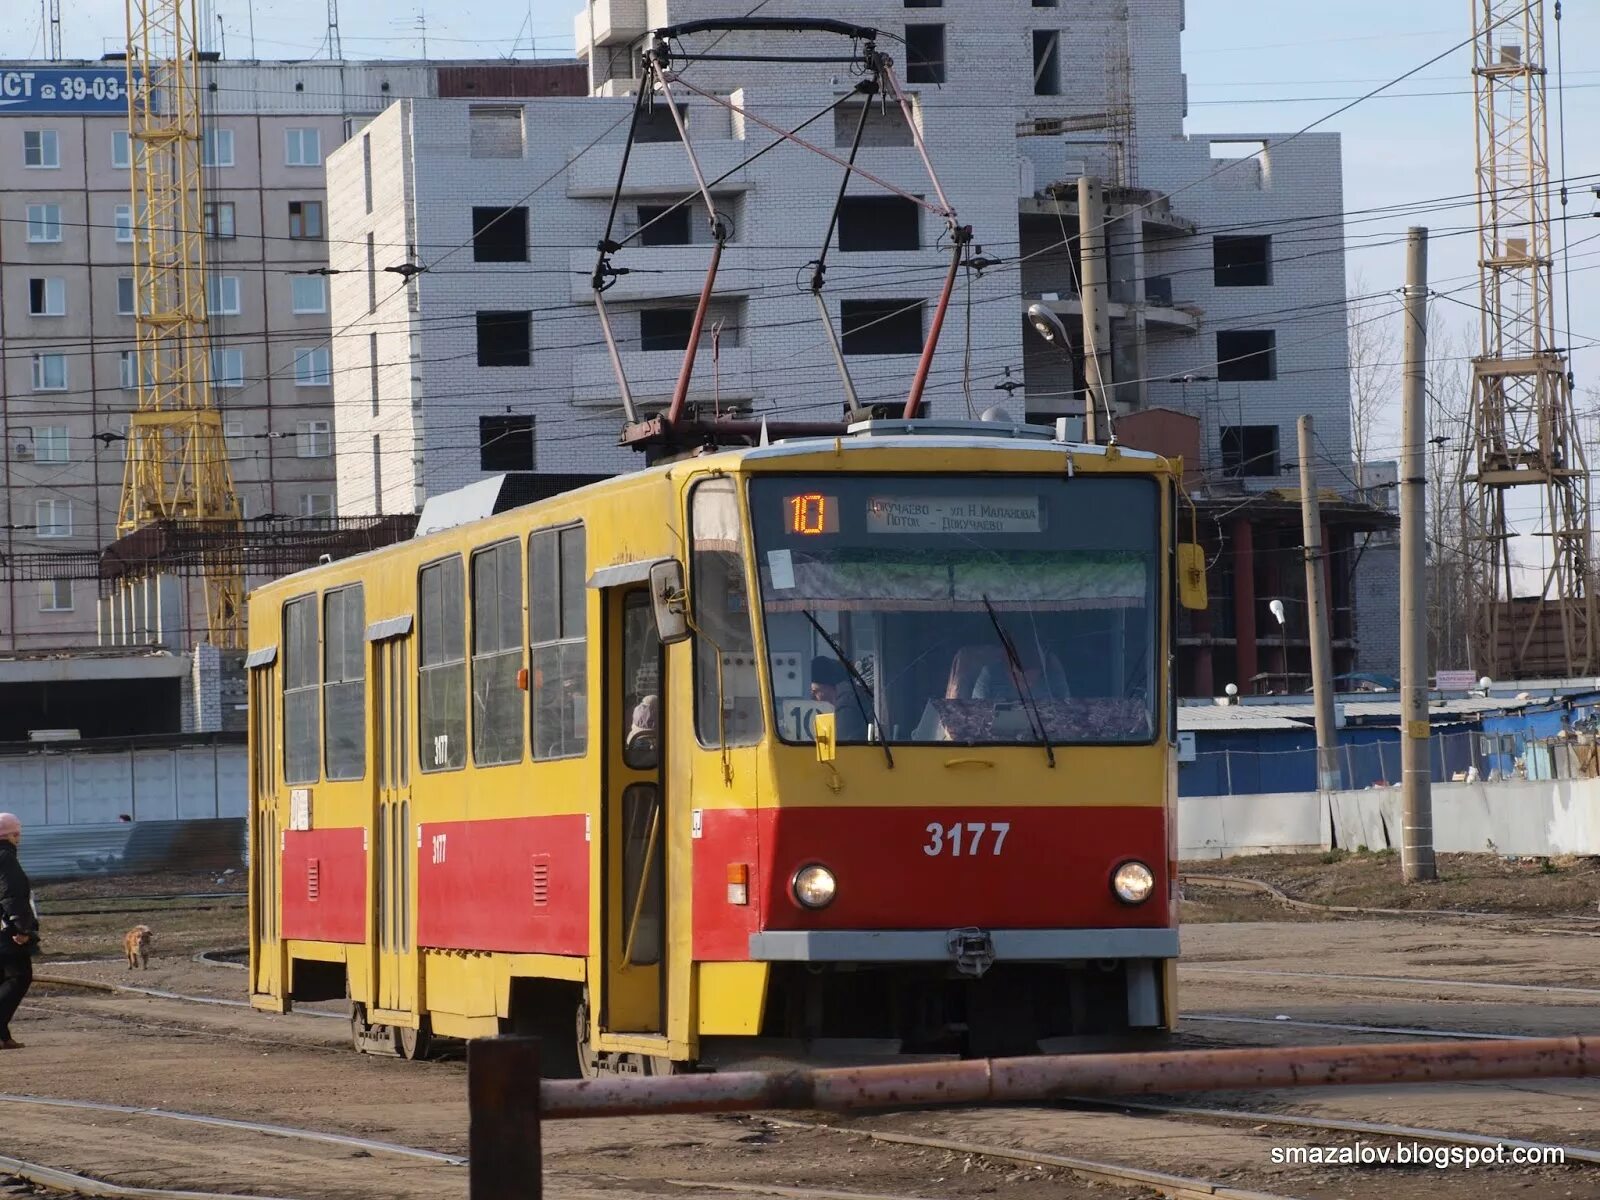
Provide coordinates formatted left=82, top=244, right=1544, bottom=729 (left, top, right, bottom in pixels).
left=249, top=658, right=282, bottom=1001
left=601, top=587, right=667, bottom=1035
left=372, top=633, right=415, bottom=1016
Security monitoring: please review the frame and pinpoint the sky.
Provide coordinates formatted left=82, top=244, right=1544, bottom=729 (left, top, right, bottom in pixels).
left=5, top=1, right=1597, bottom=549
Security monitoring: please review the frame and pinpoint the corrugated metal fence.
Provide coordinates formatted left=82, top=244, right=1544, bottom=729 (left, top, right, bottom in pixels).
left=23, top=818, right=246, bottom=883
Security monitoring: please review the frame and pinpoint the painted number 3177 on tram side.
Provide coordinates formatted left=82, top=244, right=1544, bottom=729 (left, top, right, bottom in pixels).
left=246, top=419, right=1208, bottom=1074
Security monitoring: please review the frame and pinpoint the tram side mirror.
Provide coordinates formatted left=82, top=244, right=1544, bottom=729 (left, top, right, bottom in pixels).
left=649, top=559, right=692, bottom=645
left=813, top=710, right=837, bottom=763
left=1178, top=543, right=1209, bottom=611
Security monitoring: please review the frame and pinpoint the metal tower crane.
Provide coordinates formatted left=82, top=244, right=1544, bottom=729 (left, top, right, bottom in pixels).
left=1461, top=0, right=1591, bottom=677
left=118, top=0, right=246, bottom=647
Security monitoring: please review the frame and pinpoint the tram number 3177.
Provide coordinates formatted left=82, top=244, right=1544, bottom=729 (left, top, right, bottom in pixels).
left=923, top=821, right=1010, bottom=857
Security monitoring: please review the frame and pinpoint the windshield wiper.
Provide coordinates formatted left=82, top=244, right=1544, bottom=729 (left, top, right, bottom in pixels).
left=802, top=609, right=893, bottom=769
left=981, top=594, right=1056, bottom=768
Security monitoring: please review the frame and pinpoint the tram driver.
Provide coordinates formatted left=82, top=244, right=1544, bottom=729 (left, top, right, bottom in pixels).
left=809, top=656, right=872, bottom=741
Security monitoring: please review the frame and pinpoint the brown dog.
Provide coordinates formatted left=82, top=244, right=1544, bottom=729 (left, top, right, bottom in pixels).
left=123, top=925, right=152, bottom=970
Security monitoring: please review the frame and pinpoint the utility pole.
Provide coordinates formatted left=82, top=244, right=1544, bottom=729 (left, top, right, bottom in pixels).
left=1297, top=414, right=1340, bottom=793
left=1401, top=227, right=1437, bottom=882
left=1077, top=175, right=1110, bottom=444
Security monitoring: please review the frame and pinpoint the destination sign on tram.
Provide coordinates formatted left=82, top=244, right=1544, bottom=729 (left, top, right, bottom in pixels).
left=867, top=495, right=1043, bottom=535
left=0, top=69, right=140, bottom=114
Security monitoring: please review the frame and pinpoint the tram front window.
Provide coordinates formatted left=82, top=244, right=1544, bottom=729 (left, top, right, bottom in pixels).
left=748, top=474, right=1159, bottom=746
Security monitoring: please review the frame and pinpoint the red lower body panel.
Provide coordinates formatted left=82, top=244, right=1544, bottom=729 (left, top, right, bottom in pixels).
left=280, top=827, right=366, bottom=944
left=694, top=805, right=1169, bottom=960
left=416, top=814, right=588, bottom=955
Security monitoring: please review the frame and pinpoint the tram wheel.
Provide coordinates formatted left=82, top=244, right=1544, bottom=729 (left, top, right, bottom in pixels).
left=395, top=1016, right=433, bottom=1061
left=645, top=1055, right=679, bottom=1076
left=575, top=994, right=601, bottom=1079
left=349, top=1004, right=369, bottom=1053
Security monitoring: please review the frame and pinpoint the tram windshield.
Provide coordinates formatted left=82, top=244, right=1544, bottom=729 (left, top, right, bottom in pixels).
left=748, top=474, right=1160, bottom=747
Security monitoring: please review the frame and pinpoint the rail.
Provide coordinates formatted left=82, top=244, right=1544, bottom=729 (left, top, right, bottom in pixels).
left=466, top=1033, right=1600, bottom=1198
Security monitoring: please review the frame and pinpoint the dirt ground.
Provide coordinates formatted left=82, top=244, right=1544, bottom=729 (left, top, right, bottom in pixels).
left=1180, top=849, right=1600, bottom=921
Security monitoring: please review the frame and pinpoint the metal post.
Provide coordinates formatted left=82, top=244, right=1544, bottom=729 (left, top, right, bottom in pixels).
left=1077, top=176, right=1110, bottom=444
left=1401, top=227, right=1437, bottom=882
left=1223, top=749, right=1233, bottom=796
left=468, top=1037, right=542, bottom=1200
left=1297, top=415, right=1340, bottom=793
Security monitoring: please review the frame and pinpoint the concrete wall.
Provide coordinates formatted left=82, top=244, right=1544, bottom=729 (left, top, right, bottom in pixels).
left=0, top=742, right=246, bottom=827
left=1181, top=777, right=1600, bottom=859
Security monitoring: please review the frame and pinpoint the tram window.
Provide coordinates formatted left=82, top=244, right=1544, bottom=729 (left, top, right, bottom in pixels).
left=621, top=783, right=664, bottom=965
left=529, top=525, right=587, bottom=760
left=419, top=557, right=467, bottom=772
left=282, top=595, right=320, bottom=784
left=622, top=591, right=661, bottom=770
left=471, top=540, right=525, bottom=765
left=323, top=584, right=366, bottom=781
left=690, top=478, right=763, bottom=747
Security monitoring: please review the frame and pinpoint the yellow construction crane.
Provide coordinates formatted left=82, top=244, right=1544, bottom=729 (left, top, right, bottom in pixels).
left=120, top=0, right=246, bottom=647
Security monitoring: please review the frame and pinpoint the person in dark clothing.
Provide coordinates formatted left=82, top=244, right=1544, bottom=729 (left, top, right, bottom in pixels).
left=810, top=656, right=872, bottom=742
left=0, top=812, right=39, bottom=1050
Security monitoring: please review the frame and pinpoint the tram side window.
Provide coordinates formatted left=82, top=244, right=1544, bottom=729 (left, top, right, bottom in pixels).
left=323, top=584, right=366, bottom=780
left=472, top=539, right=524, bottom=765
left=419, top=557, right=467, bottom=772
left=529, top=524, right=587, bottom=760
left=690, top=478, right=763, bottom=747
left=282, top=595, right=320, bottom=784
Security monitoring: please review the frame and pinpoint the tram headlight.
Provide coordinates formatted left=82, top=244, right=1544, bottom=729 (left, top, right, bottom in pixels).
left=1112, top=860, right=1155, bottom=905
left=792, top=864, right=837, bottom=909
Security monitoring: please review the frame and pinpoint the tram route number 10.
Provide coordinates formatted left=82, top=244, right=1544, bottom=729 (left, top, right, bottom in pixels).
left=923, top=821, right=1010, bottom=857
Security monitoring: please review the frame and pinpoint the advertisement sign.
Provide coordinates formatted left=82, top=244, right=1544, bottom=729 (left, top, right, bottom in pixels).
left=0, top=68, right=140, bottom=115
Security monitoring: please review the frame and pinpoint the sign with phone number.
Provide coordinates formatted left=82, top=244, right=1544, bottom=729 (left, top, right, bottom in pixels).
left=0, top=69, right=141, bottom=114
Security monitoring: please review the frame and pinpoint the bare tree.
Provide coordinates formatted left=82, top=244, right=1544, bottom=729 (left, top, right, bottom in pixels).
left=1348, top=268, right=1400, bottom=490
left=1427, top=315, right=1475, bottom=672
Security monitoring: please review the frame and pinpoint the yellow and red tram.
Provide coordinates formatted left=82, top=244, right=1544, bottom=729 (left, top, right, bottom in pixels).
left=247, top=421, right=1203, bottom=1072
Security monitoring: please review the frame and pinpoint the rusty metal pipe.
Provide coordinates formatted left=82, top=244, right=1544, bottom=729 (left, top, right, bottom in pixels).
left=540, top=1035, right=1596, bottom=1119
left=902, top=233, right=967, bottom=420
left=665, top=238, right=724, bottom=427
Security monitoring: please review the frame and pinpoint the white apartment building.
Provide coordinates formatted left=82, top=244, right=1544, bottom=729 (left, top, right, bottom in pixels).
left=332, top=0, right=1351, bottom=517
left=0, top=57, right=584, bottom=651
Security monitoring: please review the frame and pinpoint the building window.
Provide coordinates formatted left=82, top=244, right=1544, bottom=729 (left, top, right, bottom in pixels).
left=1213, top=235, right=1273, bottom=287
left=371, top=434, right=383, bottom=513
left=469, top=106, right=525, bottom=159
left=1033, top=30, right=1061, bottom=95
left=117, top=276, right=136, bottom=315
left=471, top=540, right=524, bottom=766
left=368, top=333, right=380, bottom=416
left=635, top=104, right=686, bottom=145
left=288, top=200, right=323, bottom=240
left=471, top=206, right=528, bottom=263
left=841, top=299, right=924, bottom=354
left=1220, top=425, right=1281, bottom=478
left=293, top=346, right=332, bottom=386
left=1033, top=0, right=1059, bottom=5
left=203, top=201, right=235, bottom=239
left=291, top=276, right=327, bottom=314
left=285, top=127, right=322, bottom=167
left=1216, top=329, right=1277, bottom=381
left=639, top=308, right=695, bottom=352
left=35, top=499, right=71, bottom=538
left=35, top=426, right=69, bottom=463
left=282, top=595, right=320, bottom=784
left=365, top=233, right=376, bottom=312
left=904, top=24, right=945, bottom=84
left=903, top=0, right=941, bottom=5
left=361, top=132, right=373, bottom=213
left=691, top=479, right=762, bottom=746
left=211, top=348, right=245, bottom=388
left=419, top=555, right=467, bottom=772
left=296, top=419, right=332, bottom=457
left=207, top=274, right=241, bottom=316
left=26, top=204, right=62, bottom=243
left=476, top=310, right=532, bottom=367
left=323, top=584, right=366, bottom=781
left=28, top=278, right=66, bottom=317
left=31, top=354, right=67, bottom=391
left=39, top=580, right=73, bottom=612
left=300, top=493, right=334, bottom=519
left=114, top=204, right=134, bottom=243
left=202, top=128, right=234, bottom=167
left=112, top=129, right=131, bottom=169
left=23, top=130, right=59, bottom=168
left=529, top=525, right=586, bottom=760
left=479, top=415, right=535, bottom=471
left=637, top=203, right=691, bottom=246
left=119, top=350, right=151, bottom=390
left=838, top=196, right=920, bottom=252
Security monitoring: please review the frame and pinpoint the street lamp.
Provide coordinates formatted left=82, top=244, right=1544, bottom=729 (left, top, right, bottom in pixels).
left=1025, top=302, right=1112, bottom=442
left=1268, top=599, right=1287, bottom=695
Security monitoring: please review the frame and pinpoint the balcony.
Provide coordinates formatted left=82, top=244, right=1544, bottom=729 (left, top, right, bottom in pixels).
left=572, top=0, right=647, bottom=53
left=568, top=246, right=753, bottom=303
left=566, top=139, right=750, bottom=198
left=571, top=346, right=755, bottom=409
